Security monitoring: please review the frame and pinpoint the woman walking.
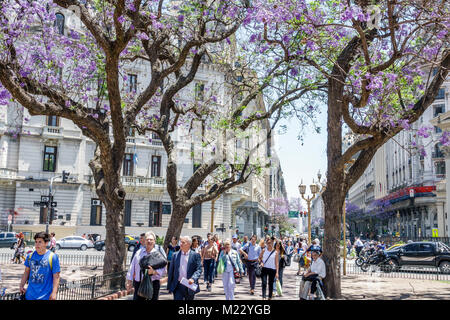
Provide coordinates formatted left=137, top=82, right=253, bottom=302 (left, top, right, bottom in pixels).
left=258, top=237, right=279, bottom=300
left=218, top=239, right=243, bottom=300
left=191, top=237, right=201, bottom=254
left=166, top=236, right=180, bottom=273
left=201, top=234, right=218, bottom=292
left=273, top=240, right=287, bottom=296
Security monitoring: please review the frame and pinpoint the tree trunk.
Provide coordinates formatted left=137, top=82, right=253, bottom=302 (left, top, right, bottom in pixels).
left=163, top=204, right=189, bottom=251
left=102, top=201, right=126, bottom=275
left=322, top=185, right=345, bottom=299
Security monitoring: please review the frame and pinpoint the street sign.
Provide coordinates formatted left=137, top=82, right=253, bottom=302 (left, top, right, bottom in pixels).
left=288, top=211, right=299, bottom=218
left=51, top=202, right=57, bottom=208
left=33, top=201, right=48, bottom=207
left=409, top=189, right=414, bottom=198
left=432, top=229, right=439, bottom=237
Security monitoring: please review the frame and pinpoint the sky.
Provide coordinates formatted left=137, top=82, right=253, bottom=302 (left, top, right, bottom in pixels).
left=273, top=108, right=328, bottom=209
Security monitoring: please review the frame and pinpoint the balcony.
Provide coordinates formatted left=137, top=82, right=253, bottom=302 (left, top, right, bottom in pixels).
left=42, top=126, right=64, bottom=139
left=121, top=176, right=166, bottom=189
left=0, top=168, right=17, bottom=180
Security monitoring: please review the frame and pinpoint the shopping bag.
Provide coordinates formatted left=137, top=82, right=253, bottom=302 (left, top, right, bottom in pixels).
left=217, top=258, right=225, bottom=274
left=137, top=270, right=154, bottom=299
left=276, top=279, right=282, bottom=296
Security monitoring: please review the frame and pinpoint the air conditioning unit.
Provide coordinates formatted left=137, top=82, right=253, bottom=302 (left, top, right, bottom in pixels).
left=92, top=200, right=101, bottom=206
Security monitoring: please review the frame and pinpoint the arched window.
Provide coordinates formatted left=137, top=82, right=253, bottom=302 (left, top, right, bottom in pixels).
left=55, top=13, right=65, bottom=35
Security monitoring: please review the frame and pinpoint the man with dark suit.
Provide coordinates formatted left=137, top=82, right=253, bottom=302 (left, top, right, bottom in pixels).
left=167, top=235, right=202, bottom=300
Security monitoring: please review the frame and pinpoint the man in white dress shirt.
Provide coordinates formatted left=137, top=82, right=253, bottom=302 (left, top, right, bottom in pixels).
left=299, top=247, right=326, bottom=300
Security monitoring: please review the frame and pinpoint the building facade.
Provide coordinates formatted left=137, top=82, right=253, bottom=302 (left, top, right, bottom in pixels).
left=0, top=9, right=283, bottom=241
left=346, top=74, right=449, bottom=238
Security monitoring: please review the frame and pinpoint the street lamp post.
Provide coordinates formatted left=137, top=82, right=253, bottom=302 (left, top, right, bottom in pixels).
left=299, top=171, right=326, bottom=244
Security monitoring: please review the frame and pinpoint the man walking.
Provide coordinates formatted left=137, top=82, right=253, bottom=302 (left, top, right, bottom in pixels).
left=131, top=233, right=146, bottom=262
left=167, top=236, right=202, bottom=300
left=20, top=232, right=61, bottom=300
left=240, top=235, right=261, bottom=295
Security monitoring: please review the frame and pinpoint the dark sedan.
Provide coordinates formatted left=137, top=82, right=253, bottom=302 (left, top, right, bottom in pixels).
left=0, top=232, right=18, bottom=249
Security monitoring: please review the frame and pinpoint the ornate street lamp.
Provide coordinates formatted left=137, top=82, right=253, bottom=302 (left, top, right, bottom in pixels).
left=299, top=171, right=326, bottom=244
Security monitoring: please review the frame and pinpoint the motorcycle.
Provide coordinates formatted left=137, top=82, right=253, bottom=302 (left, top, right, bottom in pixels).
left=355, top=247, right=376, bottom=267
left=360, top=250, right=395, bottom=273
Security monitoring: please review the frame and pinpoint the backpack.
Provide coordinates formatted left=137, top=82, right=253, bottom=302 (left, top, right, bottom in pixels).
left=26, top=251, right=55, bottom=271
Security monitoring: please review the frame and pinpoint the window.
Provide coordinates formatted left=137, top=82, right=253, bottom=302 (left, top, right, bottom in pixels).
left=90, top=199, right=102, bottom=226
left=124, top=200, right=132, bottom=227
left=436, top=161, right=445, bottom=175
left=434, top=104, right=445, bottom=117
left=435, top=126, right=442, bottom=133
left=128, top=74, right=137, bottom=93
left=192, top=204, right=202, bottom=228
left=149, top=201, right=161, bottom=227
left=436, top=88, right=445, bottom=100
left=151, top=156, right=161, bottom=177
left=0, top=234, right=4, bottom=239
left=195, top=82, right=205, bottom=101
left=123, top=154, right=134, bottom=176
left=162, top=202, right=172, bottom=215
left=419, top=244, right=434, bottom=252
left=404, top=244, right=419, bottom=252
left=43, top=146, right=57, bottom=172
left=47, top=115, right=59, bottom=127
left=54, top=13, right=65, bottom=35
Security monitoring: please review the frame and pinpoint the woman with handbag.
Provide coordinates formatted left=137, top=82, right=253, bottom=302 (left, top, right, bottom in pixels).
left=258, top=237, right=279, bottom=300
left=126, top=231, right=167, bottom=300
left=217, top=239, right=243, bottom=300
left=273, top=240, right=286, bottom=296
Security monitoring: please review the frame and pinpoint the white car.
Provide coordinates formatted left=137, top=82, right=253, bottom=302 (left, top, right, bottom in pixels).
left=56, top=236, right=94, bottom=251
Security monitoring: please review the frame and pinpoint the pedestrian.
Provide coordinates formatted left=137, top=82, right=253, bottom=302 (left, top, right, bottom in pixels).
left=201, top=233, right=218, bottom=292
left=258, top=236, right=279, bottom=300
left=231, top=235, right=241, bottom=252
left=240, top=235, right=261, bottom=295
left=49, top=233, right=56, bottom=253
left=273, top=240, right=287, bottom=295
left=191, top=237, right=201, bottom=254
left=131, top=233, right=146, bottom=262
left=166, top=236, right=180, bottom=273
left=81, top=233, right=86, bottom=239
left=218, top=239, right=244, bottom=300
left=167, top=236, right=202, bottom=300
left=126, top=231, right=167, bottom=300
left=241, top=236, right=249, bottom=276
left=12, top=233, right=25, bottom=264
left=346, top=239, right=352, bottom=257
left=19, top=232, right=61, bottom=300
left=213, top=234, right=221, bottom=282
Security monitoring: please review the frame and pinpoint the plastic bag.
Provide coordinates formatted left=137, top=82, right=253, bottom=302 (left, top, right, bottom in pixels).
left=137, top=270, right=153, bottom=299
left=217, top=258, right=225, bottom=274
left=276, top=279, right=282, bottom=296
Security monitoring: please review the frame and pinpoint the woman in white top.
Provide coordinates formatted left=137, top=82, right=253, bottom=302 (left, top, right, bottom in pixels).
left=299, top=247, right=326, bottom=300
left=258, top=237, right=279, bottom=300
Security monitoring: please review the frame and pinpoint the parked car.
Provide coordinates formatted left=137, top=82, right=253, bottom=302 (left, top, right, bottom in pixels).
left=0, top=232, right=18, bottom=249
left=56, top=236, right=95, bottom=251
left=385, top=241, right=450, bottom=273
left=94, top=235, right=139, bottom=252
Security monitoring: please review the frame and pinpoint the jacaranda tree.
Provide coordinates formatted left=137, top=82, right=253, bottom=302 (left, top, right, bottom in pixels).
left=251, top=0, right=449, bottom=297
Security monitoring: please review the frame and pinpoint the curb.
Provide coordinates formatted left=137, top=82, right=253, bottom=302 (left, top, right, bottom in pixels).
left=97, top=288, right=134, bottom=300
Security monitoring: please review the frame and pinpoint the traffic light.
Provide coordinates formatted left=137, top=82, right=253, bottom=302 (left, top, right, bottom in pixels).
left=62, top=170, right=70, bottom=183
left=50, top=208, right=58, bottom=224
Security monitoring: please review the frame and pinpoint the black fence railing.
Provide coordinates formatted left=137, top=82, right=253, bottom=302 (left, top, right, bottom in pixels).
left=1, top=271, right=127, bottom=300
left=342, top=263, right=450, bottom=281
left=0, top=252, right=132, bottom=266
left=378, top=236, right=450, bottom=246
